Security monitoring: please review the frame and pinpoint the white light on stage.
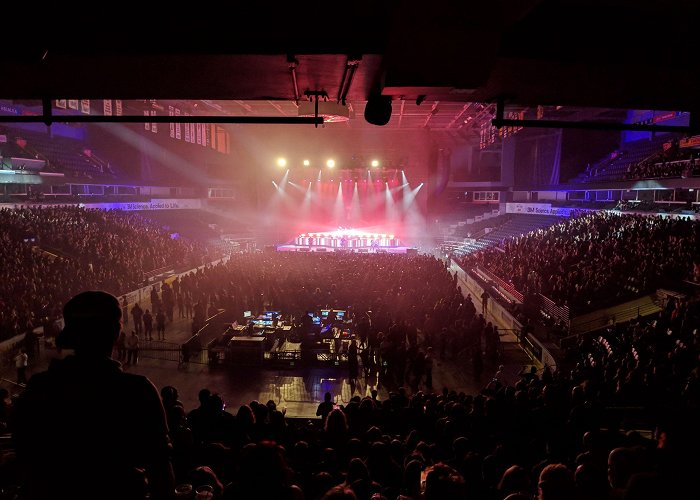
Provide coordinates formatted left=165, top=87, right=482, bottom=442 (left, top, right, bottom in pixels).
left=371, top=159, right=379, bottom=167
left=277, top=158, right=287, bottom=167
left=327, top=159, right=335, bottom=168
left=303, top=159, right=310, bottom=166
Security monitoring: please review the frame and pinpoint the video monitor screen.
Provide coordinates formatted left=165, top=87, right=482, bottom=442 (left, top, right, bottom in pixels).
left=263, top=311, right=280, bottom=319
left=321, top=309, right=330, bottom=317
left=243, top=311, right=252, bottom=318
left=312, top=316, right=321, bottom=325
left=334, top=310, right=346, bottom=319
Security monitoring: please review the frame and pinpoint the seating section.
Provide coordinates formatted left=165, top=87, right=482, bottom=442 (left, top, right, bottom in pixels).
left=460, top=211, right=699, bottom=314
left=449, top=214, right=560, bottom=257
left=571, top=135, right=676, bottom=183
left=479, top=214, right=560, bottom=246
left=0, top=206, right=210, bottom=341
left=0, top=127, right=121, bottom=179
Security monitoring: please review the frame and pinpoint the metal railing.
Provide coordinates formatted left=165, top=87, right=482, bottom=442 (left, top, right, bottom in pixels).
left=537, top=293, right=571, bottom=328
left=138, top=340, right=182, bottom=363
left=143, top=265, right=171, bottom=283
left=559, top=303, right=662, bottom=347
left=475, top=265, right=524, bottom=303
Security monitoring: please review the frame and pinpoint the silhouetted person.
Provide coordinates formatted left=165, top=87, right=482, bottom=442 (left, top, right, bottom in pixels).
left=15, top=349, right=28, bottom=385
left=142, top=309, right=153, bottom=341
left=156, top=309, right=166, bottom=340
left=12, top=291, right=174, bottom=500
left=131, top=302, right=143, bottom=334
left=317, top=391, right=334, bottom=423
left=126, top=330, right=139, bottom=365
left=481, top=290, right=490, bottom=315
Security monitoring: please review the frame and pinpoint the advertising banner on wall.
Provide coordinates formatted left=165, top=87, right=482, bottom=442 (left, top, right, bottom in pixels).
left=81, top=198, right=202, bottom=211
left=505, top=203, right=594, bottom=217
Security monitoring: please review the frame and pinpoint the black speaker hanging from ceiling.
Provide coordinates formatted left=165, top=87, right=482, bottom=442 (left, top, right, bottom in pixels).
left=364, top=94, right=392, bottom=126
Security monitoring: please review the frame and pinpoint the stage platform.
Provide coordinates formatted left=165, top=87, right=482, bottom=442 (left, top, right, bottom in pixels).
left=279, top=229, right=410, bottom=253
left=276, top=244, right=412, bottom=254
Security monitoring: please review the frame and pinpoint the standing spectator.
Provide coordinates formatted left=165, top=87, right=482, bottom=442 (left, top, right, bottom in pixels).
left=12, top=290, right=175, bottom=500
left=115, top=329, right=127, bottom=362
left=0, top=388, right=12, bottom=432
left=481, top=290, right=490, bottom=315
left=126, top=330, right=140, bottom=365
left=143, top=309, right=154, bottom=341
left=131, top=302, right=144, bottom=335
left=121, top=296, right=129, bottom=326
left=184, top=294, right=193, bottom=319
left=23, top=329, right=39, bottom=361
left=15, top=349, right=28, bottom=385
left=156, top=310, right=166, bottom=341
left=192, top=301, right=205, bottom=333
left=177, top=293, right=185, bottom=319
left=348, top=339, right=358, bottom=382
left=150, top=287, right=161, bottom=313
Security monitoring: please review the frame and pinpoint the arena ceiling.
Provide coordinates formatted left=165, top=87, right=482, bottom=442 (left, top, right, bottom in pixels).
left=1, top=1, right=699, bottom=134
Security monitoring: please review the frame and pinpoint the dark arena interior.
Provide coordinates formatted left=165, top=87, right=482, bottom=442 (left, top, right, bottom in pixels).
left=1, top=2, right=700, bottom=499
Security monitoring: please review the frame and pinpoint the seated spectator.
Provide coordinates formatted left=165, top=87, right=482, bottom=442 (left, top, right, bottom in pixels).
left=320, top=485, right=357, bottom=500
left=537, top=463, right=575, bottom=500
left=223, top=441, right=303, bottom=500
left=424, top=463, right=467, bottom=500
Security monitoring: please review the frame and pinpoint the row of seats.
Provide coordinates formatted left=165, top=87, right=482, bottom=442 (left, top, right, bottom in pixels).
left=450, top=214, right=560, bottom=257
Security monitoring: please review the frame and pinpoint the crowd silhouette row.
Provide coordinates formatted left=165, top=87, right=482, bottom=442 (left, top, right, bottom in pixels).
left=5, top=298, right=697, bottom=499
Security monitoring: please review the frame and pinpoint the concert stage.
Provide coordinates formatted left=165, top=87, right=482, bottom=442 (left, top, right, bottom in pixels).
left=277, top=245, right=411, bottom=253
left=278, top=229, right=411, bottom=253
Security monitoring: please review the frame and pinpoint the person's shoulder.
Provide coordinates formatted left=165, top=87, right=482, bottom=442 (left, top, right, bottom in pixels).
left=116, top=371, right=158, bottom=392
left=21, top=368, right=51, bottom=389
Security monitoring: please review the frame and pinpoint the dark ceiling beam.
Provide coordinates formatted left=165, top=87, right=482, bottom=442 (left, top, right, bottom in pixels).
left=0, top=114, right=323, bottom=126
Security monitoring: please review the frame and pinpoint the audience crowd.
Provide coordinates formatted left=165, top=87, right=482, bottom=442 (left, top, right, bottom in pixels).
left=7, top=298, right=698, bottom=499
left=0, top=206, right=209, bottom=341
left=1, top=207, right=700, bottom=499
left=156, top=253, right=495, bottom=389
left=460, top=212, right=700, bottom=313
left=625, top=148, right=700, bottom=181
